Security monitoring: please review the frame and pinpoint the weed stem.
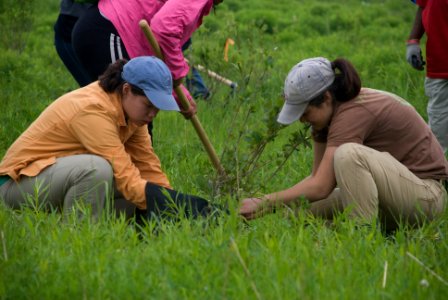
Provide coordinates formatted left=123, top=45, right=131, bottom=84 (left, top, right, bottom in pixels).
left=230, top=238, right=262, bottom=300
left=1, top=231, right=7, bottom=261
left=406, top=252, right=448, bottom=286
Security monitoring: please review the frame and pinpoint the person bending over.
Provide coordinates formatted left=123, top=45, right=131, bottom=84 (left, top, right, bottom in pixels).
left=240, top=57, right=447, bottom=231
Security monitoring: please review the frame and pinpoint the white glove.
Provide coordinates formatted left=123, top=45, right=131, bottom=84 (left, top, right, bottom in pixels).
left=406, top=40, right=425, bottom=71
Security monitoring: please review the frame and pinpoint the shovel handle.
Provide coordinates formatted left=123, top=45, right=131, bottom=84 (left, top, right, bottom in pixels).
left=139, top=20, right=226, bottom=176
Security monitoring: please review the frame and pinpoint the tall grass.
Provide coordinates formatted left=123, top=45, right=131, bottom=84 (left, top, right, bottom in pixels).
left=1, top=0, right=446, bottom=299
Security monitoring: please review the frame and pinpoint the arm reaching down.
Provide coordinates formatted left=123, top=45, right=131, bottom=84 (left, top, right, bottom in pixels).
left=240, top=146, right=338, bottom=220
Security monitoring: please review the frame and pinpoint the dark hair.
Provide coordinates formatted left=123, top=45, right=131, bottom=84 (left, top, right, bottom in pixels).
left=329, top=58, right=361, bottom=102
left=309, top=58, right=361, bottom=107
left=98, top=59, right=145, bottom=96
left=308, top=92, right=326, bottom=107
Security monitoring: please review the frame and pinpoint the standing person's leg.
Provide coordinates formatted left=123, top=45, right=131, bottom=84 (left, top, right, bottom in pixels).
left=54, top=14, right=91, bottom=87
left=72, top=5, right=129, bottom=83
left=147, top=122, right=154, bottom=144
left=425, top=78, right=448, bottom=153
left=0, top=155, right=114, bottom=220
left=189, top=67, right=210, bottom=100
left=331, top=143, right=445, bottom=230
left=182, top=38, right=210, bottom=100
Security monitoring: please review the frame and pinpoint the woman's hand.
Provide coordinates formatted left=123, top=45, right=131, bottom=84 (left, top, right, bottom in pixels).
left=180, top=97, right=197, bottom=119
left=239, top=197, right=269, bottom=220
left=173, top=78, right=197, bottom=119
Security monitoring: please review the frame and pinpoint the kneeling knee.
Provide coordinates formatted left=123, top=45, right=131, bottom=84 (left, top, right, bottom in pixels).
left=334, top=143, right=366, bottom=166
left=87, top=155, right=113, bottom=182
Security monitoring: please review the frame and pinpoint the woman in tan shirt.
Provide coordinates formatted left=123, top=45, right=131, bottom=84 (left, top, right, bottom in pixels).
left=240, top=57, right=447, bottom=231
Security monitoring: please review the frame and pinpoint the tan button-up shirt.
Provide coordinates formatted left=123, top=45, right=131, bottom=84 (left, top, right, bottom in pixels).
left=0, top=82, right=171, bottom=209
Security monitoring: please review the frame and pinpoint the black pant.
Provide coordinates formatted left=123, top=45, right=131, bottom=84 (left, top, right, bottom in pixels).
left=54, top=14, right=92, bottom=87
left=72, top=5, right=129, bottom=83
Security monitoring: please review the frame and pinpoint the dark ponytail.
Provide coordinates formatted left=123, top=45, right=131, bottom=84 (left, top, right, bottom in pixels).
left=98, top=59, right=145, bottom=96
left=98, top=59, right=128, bottom=93
left=329, top=58, right=361, bottom=102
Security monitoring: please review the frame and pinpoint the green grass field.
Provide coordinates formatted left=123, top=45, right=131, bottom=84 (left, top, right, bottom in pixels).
left=1, top=0, right=447, bottom=298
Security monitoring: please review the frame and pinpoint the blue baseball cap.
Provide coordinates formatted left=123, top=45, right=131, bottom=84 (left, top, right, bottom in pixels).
left=122, top=56, right=179, bottom=111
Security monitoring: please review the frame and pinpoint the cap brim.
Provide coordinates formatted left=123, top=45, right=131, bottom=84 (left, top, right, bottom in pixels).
left=144, top=90, right=179, bottom=111
left=277, top=102, right=307, bottom=125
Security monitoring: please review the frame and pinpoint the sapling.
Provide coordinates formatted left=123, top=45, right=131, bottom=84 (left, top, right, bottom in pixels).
left=192, top=31, right=311, bottom=202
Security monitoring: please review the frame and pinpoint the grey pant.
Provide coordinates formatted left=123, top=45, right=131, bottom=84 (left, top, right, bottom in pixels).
left=310, top=143, right=447, bottom=230
left=425, top=77, right=448, bottom=153
left=0, top=154, right=137, bottom=220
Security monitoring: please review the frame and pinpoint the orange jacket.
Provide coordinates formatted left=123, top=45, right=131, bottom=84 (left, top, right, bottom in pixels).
left=0, top=82, right=171, bottom=209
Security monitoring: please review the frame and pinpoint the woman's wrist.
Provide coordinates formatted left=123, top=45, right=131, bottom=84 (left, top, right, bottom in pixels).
left=406, top=38, right=420, bottom=44
left=260, top=194, right=276, bottom=208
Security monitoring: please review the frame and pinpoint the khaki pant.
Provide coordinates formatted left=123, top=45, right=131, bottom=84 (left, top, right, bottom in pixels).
left=311, top=143, right=447, bottom=230
left=425, top=77, right=448, bottom=153
left=0, top=154, right=137, bottom=220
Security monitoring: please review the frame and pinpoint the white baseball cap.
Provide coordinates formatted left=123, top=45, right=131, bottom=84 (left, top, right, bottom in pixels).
left=277, top=57, right=335, bottom=125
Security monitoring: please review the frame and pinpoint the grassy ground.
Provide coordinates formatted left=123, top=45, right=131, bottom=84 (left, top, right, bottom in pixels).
left=1, top=0, right=447, bottom=299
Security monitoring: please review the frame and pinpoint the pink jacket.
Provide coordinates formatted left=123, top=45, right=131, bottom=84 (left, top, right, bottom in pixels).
left=99, top=0, right=214, bottom=81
